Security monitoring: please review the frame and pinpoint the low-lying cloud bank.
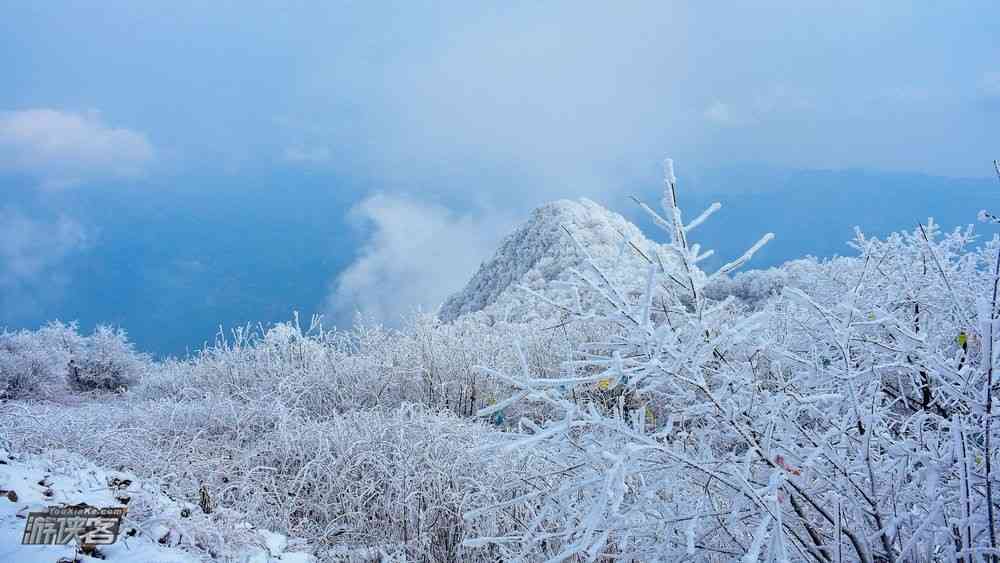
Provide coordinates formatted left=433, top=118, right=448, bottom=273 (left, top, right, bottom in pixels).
left=327, top=194, right=514, bottom=325
left=0, top=206, right=89, bottom=320
left=0, top=109, right=152, bottom=323
left=0, top=108, right=153, bottom=188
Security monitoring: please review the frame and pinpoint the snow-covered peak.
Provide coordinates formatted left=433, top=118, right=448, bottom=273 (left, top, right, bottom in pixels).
left=439, top=198, right=665, bottom=323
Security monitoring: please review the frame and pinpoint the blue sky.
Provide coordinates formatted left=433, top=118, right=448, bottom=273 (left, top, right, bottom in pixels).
left=2, top=2, right=999, bottom=354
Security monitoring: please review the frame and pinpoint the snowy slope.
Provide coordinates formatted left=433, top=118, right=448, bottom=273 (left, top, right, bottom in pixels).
left=0, top=448, right=315, bottom=563
left=440, top=198, right=669, bottom=323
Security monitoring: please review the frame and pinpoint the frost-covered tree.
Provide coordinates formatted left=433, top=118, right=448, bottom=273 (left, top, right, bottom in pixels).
left=468, top=159, right=1000, bottom=562
left=0, top=321, right=81, bottom=399
left=469, top=159, right=778, bottom=560
left=67, top=325, right=147, bottom=392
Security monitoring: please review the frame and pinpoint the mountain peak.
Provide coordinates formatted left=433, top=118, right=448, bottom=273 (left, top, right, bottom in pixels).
left=439, top=198, right=662, bottom=322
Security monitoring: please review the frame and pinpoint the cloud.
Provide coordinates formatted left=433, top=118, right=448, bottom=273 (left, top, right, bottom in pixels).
left=0, top=206, right=89, bottom=319
left=0, top=109, right=135, bottom=314
left=0, top=207, right=88, bottom=285
left=327, top=194, right=512, bottom=324
left=285, top=1, right=993, bottom=190
left=0, top=109, right=154, bottom=187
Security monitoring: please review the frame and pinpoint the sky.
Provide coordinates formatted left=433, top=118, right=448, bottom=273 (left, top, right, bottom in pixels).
left=1, top=2, right=998, bottom=354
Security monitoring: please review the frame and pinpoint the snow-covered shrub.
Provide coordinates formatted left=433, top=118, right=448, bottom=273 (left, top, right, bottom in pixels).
left=227, top=405, right=543, bottom=561
left=1, top=394, right=547, bottom=562
left=0, top=321, right=81, bottom=399
left=68, top=325, right=147, bottom=392
left=0, top=332, right=52, bottom=400
left=470, top=159, right=1000, bottom=561
left=137, top=315, right=401, bottom=416
left=704, top=265, right=787, bottom=308
left=137, top=310, right=593, bottom=426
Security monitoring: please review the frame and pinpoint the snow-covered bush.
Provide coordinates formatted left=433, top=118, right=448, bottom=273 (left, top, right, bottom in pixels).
left=470, top=159, right=1000, bottom=561
left=0, top=332, right=54, bottom=400
left=2, top=310, right=589, bottom=560
left=137, top=310, right=594, bottom=426
left=0, top=322, right=145, bottom=398
left=704, top=265, right=787, bottom=309
left=67, top=325, right=147, bottom=392
left=1, top=393, right=550, bottom=562
left=227, top=405, right=544, bottom=561
left=0, top=321, right=81, bottom=399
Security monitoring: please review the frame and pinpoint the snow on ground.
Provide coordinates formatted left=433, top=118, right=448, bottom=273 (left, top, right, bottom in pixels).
left=0, top=447, right=314, bottom=563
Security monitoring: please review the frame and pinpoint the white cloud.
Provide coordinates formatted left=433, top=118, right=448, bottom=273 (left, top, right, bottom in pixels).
left=327, top=194, right=512, bottom=324
left=0, top=207, right=88, bottom=286
left=0, top=206, right=89, bottom=318
left=0, top=109, right=153, bottom=187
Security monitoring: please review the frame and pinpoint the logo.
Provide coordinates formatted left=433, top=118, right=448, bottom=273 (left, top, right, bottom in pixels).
left=21, top=504, right=128, bottom=546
